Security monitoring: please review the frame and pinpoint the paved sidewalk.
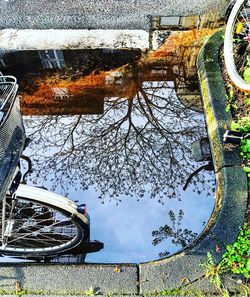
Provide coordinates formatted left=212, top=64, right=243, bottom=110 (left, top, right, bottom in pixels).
left=0, top=0, right=228, bottom=30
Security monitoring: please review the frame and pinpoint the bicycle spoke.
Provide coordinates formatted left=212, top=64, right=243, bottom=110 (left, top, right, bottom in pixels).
left=0, top=196, right=83, bottom=252
left=7, top=218, right=76, bottom=245
left=9, top=232, right=71, bottom=245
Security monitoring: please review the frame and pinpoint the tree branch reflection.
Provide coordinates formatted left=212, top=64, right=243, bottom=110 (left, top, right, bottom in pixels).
left=24, top=80, right=214, bottom=203
left=152, top=210, right=198, bottom=258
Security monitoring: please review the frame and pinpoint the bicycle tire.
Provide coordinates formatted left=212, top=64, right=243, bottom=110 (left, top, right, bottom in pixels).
left=0, top=184, right=90, bottom=258
left=224, top=0, right=250, bottom=92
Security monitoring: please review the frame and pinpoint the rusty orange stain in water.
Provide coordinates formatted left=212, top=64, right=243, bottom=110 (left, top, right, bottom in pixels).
left=144, top=28, right=217, bottom=64
left=20, top=29, right=217, bottom=115
left=20, top=66, right=138, bottom=115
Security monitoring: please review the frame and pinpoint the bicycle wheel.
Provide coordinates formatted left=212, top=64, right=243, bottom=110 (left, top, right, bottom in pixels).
left=0, top=185, right=90, bottom=257
left=224, top=0, right=250, bottom=92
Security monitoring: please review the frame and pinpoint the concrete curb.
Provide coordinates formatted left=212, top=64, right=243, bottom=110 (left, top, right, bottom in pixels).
left=0, top=263, right=139, bottom=295
left=138, top=29, right=248, bottom=294
left=0, top=29, right=149, bottom=51
left=196, top=29, right=244, bottom=171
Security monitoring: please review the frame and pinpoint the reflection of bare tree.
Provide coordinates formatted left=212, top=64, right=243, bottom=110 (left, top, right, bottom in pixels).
left=24, top=80, right=213, bottom=203
left=152, top=210, right=198, bottom=258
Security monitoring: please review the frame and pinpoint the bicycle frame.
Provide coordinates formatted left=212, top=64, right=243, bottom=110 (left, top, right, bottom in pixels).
left=0, top=73, right=25, bottom=250
left=15, top=184, right=89, bottom=225
left=0, top=73, right=103, bottom=260
left=0, top=74, right=26, bottom=204
left=0, top=159, right=92, bottom=255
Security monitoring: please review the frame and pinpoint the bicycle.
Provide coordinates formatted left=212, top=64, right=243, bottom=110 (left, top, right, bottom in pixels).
left=0, top=74, right=103, bottom=261
left=224, top=0, right=250, bottom=92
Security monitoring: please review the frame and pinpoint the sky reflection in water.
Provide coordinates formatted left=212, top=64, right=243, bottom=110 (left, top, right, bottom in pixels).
left=22, top=84, right=215, bottom=263
left=0, top=49, right=215, bottom=263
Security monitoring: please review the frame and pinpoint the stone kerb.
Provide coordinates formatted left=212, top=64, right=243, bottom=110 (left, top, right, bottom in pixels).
left=0, top=263, right=139, bottom=295
left=0, top=29, right=149, bottom=51
left=138, top=29, right=248, bottom=294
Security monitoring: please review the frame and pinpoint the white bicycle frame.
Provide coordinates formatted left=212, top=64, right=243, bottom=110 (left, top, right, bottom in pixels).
left=15, top=184, right=89, bottom=225
left=0, top=73, right=101, bottom=259
left=1, top=180, right=90, bottom=252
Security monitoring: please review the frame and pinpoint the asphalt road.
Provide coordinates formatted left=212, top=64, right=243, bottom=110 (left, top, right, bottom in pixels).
left=1, top=0, right=229, bottom=30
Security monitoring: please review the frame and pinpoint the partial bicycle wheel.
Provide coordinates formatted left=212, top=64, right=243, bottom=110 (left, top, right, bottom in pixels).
left=0, top=184, right=90, bottom=258
left=224, top=0, right=250, bottom=92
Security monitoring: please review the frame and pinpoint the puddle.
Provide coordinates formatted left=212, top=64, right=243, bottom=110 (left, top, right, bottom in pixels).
left=0, top=46, right=215, bottom=263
